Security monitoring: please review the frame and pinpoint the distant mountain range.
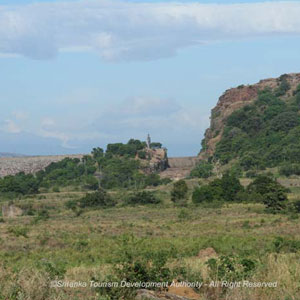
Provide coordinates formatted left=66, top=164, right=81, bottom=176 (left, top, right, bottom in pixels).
left=0, top=152, right=26, bottom=158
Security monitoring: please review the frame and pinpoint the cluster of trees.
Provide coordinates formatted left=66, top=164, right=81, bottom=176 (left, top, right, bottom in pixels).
left=0, top=172, right=39, bottom=195
left=192, top=173, right=288, bottom=213
left=213, top=86, right=300, bottom=172
left=279, top=164, right=300, bottom=177
left=0, top=139, right=168, bottom=196
left=192, top=172, right=243, bottom=203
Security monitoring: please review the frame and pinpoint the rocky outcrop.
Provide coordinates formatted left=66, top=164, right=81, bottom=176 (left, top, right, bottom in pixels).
left=2, top=204, right=23, bottom=218
left=138, top=148, right=169, bottom=173
left=200, top=73, right=300, bottom=158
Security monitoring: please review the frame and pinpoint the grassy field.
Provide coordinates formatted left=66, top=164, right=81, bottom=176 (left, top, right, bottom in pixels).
left=0, top=180, right=300, bottom=300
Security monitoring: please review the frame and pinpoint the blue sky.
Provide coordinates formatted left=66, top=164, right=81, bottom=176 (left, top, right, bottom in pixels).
left=1, top=0, right=300, bottom=156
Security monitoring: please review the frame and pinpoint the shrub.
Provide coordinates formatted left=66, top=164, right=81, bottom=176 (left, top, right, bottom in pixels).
left=219, top=172, right=244, bottom=202
left=52, top=186, right=60, bottom=193
left=171, top=180, right=188, bottom=205
left=8, top=226, right=29, bottom=238
left=190, top=161, right=213, bottom=178
left=192, top=185, right=214, bottom=204
left=272, top=236, right=300, bottom=253
left=94, top=235, right=173, bottom=299
left=245, top=170, right=258, bottom=178
left=137, top=150, right=147, bottom=159
left=294, top=200, right=300, bottom=213
left=145, top=173, right=162, bottom=187
left=79, top=189, right=116, bottom=208
left=247, top=175, right=288, bottom=212
left=192, top=172, right=243, bottom=204
left=279, top=164, right=300, bottom=177
left=206, top=255, right=256, bottom=282
left=0, top=173, right=39, bottom=195
left=34, top=209, right=50, bottom=222
left=83, top=175, right=99, bottom=190
left=126, top=191, right=160, bottom=205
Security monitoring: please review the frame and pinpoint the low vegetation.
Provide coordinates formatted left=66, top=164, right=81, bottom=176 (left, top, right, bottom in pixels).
left=2, top=79, right=300, bottom=299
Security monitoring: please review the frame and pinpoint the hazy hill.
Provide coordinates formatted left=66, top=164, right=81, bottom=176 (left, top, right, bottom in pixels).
left=0, top=152, right=25, bottom=158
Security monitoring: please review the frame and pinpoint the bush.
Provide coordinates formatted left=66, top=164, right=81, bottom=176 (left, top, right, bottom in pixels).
left=192, top=172, right=243, bottom=204
left=145, top=173, right=162, bottom=187
left=247, top=175, right=288, bottom=212
left=245, top=170, right=258, bottom=178
left=190, top=161, right=213, bottom=178
left=219, top=172, right=244, bottom=202
left=279, top=164, right=300, bottom=177
left=294, top=200, right=300, bottom=213
left=171, top=180, right=188, bottom=205
left=126, top=191, right=160, bottom=205
left=83, top=175, right=99, bottom=190
left=79, top=189, right=116, bottom=208
left=206, top=255, right=256, bottom=282
left=137, top=150, right=147, bottom=159
left=8, top=226, right=29, bottom=238
left=0, top=173, right=39, bottom=195
left=94, top=235, right=172, bottom=299
left=35, top=209, right=50, bottom=222
left=192, top=185, right=214, bottom=204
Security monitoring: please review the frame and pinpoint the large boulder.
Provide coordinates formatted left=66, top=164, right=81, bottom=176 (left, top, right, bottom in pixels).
left=2, top=204, right=23, bottom=218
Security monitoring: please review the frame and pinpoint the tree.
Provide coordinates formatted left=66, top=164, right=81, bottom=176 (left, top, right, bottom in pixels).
left=150, top=142, right=162, bottom=149
left=92, top=147, right=104, bottom=159
left=171, top=180, right=188, bottom=205
left=192, top=172, right=243, bottom=204
left=247, top=175, right=288, bottom=212
left=192, top=185, right=214, bottom=204
left=190, top=161, right=213, bottom=178
left=220, top=172, right=244, bottom=202
left=83, top=175, right=99, bottom=190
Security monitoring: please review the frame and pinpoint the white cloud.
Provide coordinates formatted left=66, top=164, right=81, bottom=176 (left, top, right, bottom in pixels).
left=13, top=111, right=28, bottom=121
left=1, top=111, right=29, bottom=134
left=93, top=97, right=209, bottom=142
left=0, top=1, right=300, bottom=61
left=3, top=119, right=21, bottom=133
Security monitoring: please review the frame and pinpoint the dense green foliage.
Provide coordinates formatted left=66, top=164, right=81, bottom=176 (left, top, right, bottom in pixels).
left=192, top=172, right=243, bottom=204
left=190, top=161, right=213, bottom=178
left=279, top=164, right=300, bottom=177
left=0, top=172, right=39, bottom=195
left=171, top=180, right=188, bottom=205
left=79, top=189, right=116, bottom=208
left=247, top=175, right=288, bottom=212
left=192, top=173, right=287, bottom=213
left=214, top=84, right=300, bottom=170
left=0, top=139, right=168, bottom=195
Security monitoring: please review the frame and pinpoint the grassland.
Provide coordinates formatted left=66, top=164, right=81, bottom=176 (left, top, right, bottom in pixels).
left=0, top=179, right=300, bottom=300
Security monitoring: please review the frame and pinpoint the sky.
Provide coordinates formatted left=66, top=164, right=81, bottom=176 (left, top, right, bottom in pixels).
left=1, top=0, right=300, bottom=156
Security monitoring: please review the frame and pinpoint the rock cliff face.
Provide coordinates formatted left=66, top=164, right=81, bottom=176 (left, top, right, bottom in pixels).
left=138, top=148, right=169, bottom=173
left=200, top=73, right=300, bottom=159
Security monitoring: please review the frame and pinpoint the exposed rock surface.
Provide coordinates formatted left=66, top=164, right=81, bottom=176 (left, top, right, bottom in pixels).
left=139, top=148, right=169, bottom=173
left=0, top=154, right=84, bottom=177
left=1, top=204, right=23, bottom=218
left=200, top=73, right=300, bottom=159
